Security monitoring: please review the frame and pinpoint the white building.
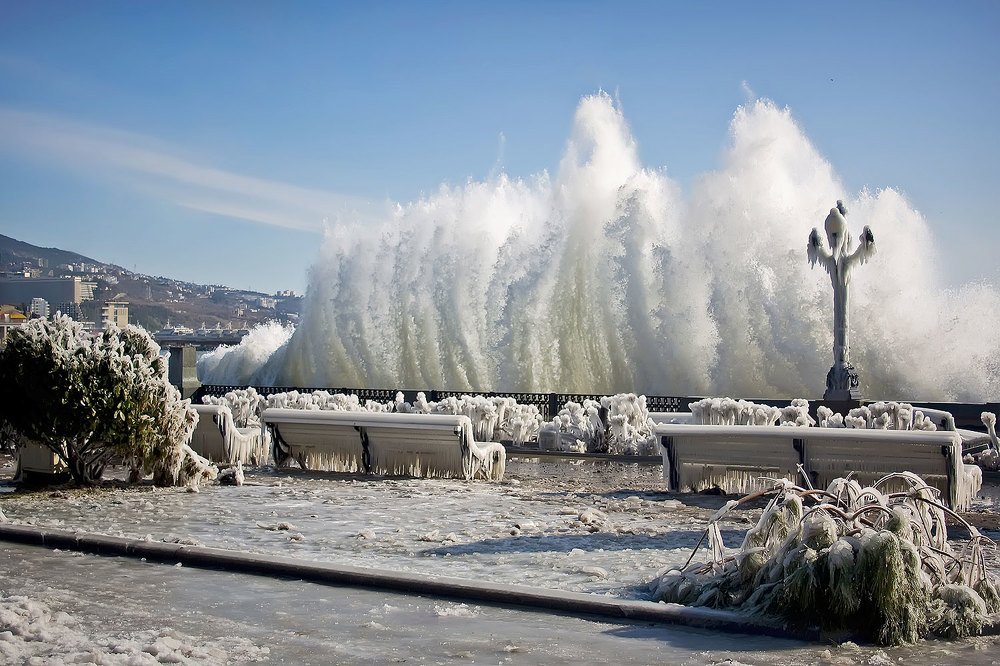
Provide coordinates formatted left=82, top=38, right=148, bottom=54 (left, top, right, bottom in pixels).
left=29, top=298, right=49, bottom=319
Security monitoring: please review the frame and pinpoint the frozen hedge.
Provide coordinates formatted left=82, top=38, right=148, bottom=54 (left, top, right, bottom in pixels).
left=651, top=473, right=999, bottom=645
left=0, top=315, right=216, bottom=487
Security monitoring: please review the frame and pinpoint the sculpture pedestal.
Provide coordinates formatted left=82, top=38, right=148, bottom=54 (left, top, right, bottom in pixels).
left=824, top=362, right=863, bottom=401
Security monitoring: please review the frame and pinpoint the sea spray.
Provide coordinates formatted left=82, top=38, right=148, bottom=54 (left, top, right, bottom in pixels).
left=198, top=321, right=293, bottom=387
left=200, top=93, right=1000, bottom=401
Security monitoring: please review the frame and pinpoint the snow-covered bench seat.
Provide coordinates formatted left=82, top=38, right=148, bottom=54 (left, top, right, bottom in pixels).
left=190, top=404, right=270, bottom=466
left=262, top=409, right=506, bottom=480
left=654, top=424, right=980, bottom=510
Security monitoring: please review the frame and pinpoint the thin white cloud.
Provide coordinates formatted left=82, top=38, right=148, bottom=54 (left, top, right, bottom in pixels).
left=0, top=107, right=381, bottom=231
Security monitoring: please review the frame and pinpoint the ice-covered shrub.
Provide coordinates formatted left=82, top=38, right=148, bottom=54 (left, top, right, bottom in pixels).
left=692, top=398, right=946, bottom=433
left=398, top=393, right=510, bottom=442
left=265, top=390, right=392, bottom=413
left=837, top=402, right=939, bottom=431
left=602, top=393, right=655, bottom=455
left=650, top=473, right=1000, bottom=645
left=971, top=412, right=1000, bottom=471
left=689, top=397, right=785, bottom=426
left=503, top=403, right=543, bottom=446
left=547, top=400, right=604, bottom=452
left=778, top=398, right=815, bottom=427
left=454, top=395, right=500, bottom=442
left=0, top=316, right=216, bottom=487
left=202, top=387, right=265, bottom=428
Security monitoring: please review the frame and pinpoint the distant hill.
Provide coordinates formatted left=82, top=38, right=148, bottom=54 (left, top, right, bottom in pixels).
left=0, top=234, right=301, bottom=331
left=0, top=234, right=109, bottom=270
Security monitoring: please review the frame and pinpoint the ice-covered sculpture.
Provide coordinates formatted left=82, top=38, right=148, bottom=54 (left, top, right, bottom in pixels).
left=808, top=201, right=876, bottom=400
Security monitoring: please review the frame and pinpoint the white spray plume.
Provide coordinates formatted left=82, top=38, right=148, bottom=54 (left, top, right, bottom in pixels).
left=207, top=93, right=1000, bottom=401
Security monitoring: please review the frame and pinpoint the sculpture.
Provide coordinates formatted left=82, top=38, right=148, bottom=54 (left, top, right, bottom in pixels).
left=808, top=201, right=876, bottom=400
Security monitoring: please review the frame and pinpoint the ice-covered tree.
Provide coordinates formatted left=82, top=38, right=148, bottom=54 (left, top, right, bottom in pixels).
left=0, top=315, right=216, bottom=486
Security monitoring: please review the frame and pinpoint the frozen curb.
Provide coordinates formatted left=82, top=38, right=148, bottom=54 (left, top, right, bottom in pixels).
left=0, top=523, right=812, bottom=641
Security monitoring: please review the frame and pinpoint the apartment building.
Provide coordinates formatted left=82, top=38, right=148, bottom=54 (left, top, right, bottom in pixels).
left=101, top=301, right=129, bottom=329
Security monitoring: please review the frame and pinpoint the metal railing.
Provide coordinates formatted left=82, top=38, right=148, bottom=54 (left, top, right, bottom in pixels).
left=191, top=384, right=999, bottom=430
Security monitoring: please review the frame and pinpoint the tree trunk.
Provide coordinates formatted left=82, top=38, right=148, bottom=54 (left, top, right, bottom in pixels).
left=61, top=439, right=106, bottom=486
left=65, top=454, right=104, bottom=486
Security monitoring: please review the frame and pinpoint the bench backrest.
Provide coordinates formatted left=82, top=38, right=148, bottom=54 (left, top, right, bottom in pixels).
left=192, top=403, right=270, bottom=465
left=655, top=424, right=804, bottom=493
left=799, top=428, right=961, bottom=506
left=261, top=408, right=472, bottom=477
left=654, top=423, right=963, bottom=507
left=190, top=404, right=231, bottom=462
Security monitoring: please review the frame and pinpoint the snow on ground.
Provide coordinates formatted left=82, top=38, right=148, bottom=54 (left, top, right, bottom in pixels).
left=2, top=458, right=1000, bottom=663
left=5, top=542, right=1000, bottom=665
left=1, top=460, right=739, bottom=598
left=0, top=547, right=269, bottom=664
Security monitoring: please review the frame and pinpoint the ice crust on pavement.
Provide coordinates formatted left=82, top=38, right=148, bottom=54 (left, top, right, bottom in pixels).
left=3, top=461, right=1000, bottom=663
left=1, top=462, right=728, bottom=598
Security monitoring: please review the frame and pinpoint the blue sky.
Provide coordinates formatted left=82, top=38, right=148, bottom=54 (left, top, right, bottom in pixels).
left=0, top=1, right=997, bottom=294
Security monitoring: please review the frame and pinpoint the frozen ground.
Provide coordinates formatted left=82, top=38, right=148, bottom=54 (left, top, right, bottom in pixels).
left=2, top=460, right=734, bottom=598
left=2, top=458, right=1000, bottom=663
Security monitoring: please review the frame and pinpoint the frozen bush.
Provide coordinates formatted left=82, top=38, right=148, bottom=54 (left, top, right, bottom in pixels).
left=202, top=387, right=265, bottom=428
left=503, top=403, right=542, bottom=445
left=0, top=316, right=216, bottom=487
left=650, top=473, right=1000, bottom=645
left=550, top=400, right=603, bottom=452
left=602, top=393, right=656, bottom=455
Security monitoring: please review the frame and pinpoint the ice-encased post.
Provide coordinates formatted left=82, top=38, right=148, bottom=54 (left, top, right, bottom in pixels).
left=168, top=345, right=201, bottom=400
left=807, top=201, right=876, bottom=401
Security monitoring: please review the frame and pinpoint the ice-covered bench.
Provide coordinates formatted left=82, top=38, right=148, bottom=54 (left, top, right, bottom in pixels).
left=262, top=408, right=506, bottom=480
left=910, top=406, right=993, bottom=454
left=190, top=404, right=270, bottom=466
left=799, top=427, right=979, bottom=510
left=654, top=423, right=981, bottom=510
left=655, top=424, right=804, bottom=496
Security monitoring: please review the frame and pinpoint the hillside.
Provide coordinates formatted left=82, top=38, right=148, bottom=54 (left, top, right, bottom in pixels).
left=0, top=234, right=105, bottom=270
left=1, top=234, right=301, bottom=331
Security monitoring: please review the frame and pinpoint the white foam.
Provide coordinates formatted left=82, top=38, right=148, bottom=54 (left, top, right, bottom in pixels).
left=205, top=94, right=1000, bottom=401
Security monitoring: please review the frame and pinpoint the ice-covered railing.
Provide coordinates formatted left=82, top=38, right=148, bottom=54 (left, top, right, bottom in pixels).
left=539, top=399, right=602, bottom=453
left=688, top=397, right=814, bottom=427
left=264, top=389, right=394, bottom=413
